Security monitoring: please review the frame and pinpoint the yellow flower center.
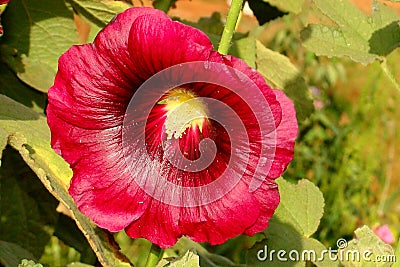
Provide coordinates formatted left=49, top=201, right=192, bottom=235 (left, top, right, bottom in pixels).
left=158, top=88, right=208, bottom=139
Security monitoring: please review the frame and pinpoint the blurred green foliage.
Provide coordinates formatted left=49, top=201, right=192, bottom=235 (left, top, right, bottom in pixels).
left=272, top=14, right=400, bottom=246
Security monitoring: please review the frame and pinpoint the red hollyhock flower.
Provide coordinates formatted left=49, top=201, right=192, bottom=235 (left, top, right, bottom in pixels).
left=47, top=7, right=298, bottom=248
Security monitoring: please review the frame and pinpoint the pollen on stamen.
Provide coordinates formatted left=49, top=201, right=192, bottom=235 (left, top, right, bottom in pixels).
left=158, top=88, right=209, bottom=139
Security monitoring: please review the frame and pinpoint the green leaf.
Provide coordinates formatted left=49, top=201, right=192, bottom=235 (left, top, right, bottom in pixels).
left=301, top=0, right=400, bottom=64
left=274, top=178, right=324, bottom=237
left=66, top=0, right=132, bottom=28
left=246, top=219, right=338, bottom=267
left=66, top=263, right=95, bottom=267
left=114, top=234, right=152, bottom=267
left=339, top=226, right=396, bottom=267
left=192, top=12, right=224, bottom=36
left=393, top=239, right=400, bottom=267
left=175, top=13, right=225, bottom=49
left=15, top=55, right=56, bottom=94
left=172, top=238, right=241, bottom=267
left=0, top=129, right=6, bottom=159
left=18, top=259, right=43, bottom=267
left=246, top=178, right=332, bottom=267
left=255, top=41, right=314, bottom=121
left=231, top=36, right=256, bottom=68
left=0, top=241, right=36, bottom=267
left=153, top=0, right=177, bottom=13
left=0, top=95, right=132, bottom=267
left=157, top=250, right=200, bottom=267
left=0, top=44, right=56, bottom=93
left=262, top=0, right=304, bottom=14
left=0, top=62, right=46, bottom=113
left=66, top=0, right=132, bottom=43
left=0, top=148, right=59, bottom=259
left=1, top=0, right=78, bottom=92
left=246, top=219, right=305, bottom=267
left=0, top=94, right=72, bottom=185
left=302, top=238, right=338, bottom=267
left=54, top=214, right=97, bottom=264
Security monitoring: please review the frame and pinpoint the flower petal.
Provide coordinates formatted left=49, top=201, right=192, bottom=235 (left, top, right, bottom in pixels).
left=244, top=179, right=280, bottom=235
left=70, top=156, right=151, bottom=231
left=94, top=7, right=168, bottom=84
left=125, top=179, right=262, bottom=248
left=267, top=89, right=298, bottom=178
left=217, top=54, right=297, bottom=179
left=49, top=44, right=130, bottom=130
left=127, top=14, right=213, bottom=76
left=47, top=110, right=150, bottom=231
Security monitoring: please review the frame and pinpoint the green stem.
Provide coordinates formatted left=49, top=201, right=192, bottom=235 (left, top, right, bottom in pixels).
left=145, top=244, right=163, bottom=267
left=377, top=119, right=395, bottom=216
left=380, top=59, right=400, bottom=93
left=218, top=0, right=244, bottom=55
